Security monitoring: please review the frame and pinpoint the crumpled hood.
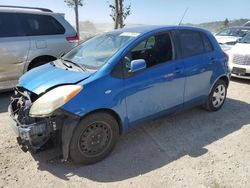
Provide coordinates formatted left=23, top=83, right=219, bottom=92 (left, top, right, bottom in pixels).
left=215, top=35, right=240, bottom=44
left=19, top=63, right=91, bottom=95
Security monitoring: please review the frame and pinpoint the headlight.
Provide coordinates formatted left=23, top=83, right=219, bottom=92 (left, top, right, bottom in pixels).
left=29, top=85, right=83, bottom=117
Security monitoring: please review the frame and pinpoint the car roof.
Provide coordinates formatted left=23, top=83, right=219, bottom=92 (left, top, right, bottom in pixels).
left=108, top=25, right=208, bottom=36
left=226, top=26, right=250, bottom=29
left=0, top=6, right=60, bottom=15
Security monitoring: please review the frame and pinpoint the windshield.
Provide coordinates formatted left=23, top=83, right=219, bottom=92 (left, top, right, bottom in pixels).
left=216, top=28, right=250, bottom=37
left=62, top=32, right=140, bottom=70
left=239, top=33, right=250, bottom=43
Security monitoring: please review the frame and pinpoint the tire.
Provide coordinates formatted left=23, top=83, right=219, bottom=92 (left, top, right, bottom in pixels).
left=69, top=112, right=119, bottom=164
left=203, top=79, right=227, bottom=111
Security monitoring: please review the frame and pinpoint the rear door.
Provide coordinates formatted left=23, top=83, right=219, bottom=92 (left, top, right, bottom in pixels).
left=18, top=13, right=70, bottom=61
left=0, top=12, right=30, bottom=87
left=174, top=29, right=213, bottom=105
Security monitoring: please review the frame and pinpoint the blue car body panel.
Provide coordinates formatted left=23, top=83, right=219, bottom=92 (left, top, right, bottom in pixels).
left=123, top=59, right=185, bottom=124
left=19, top=25, right=230, bottom=134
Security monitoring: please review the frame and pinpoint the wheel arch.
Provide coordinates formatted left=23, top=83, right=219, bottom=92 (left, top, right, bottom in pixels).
left=210, top=75, right=230, bottom=93
left=219, top=75, right=229, bottom=88
left=61, top=108, right=123, bottom=161
left=25, top=55, right=57, bottom=72
left=81, top=108, right=123, bottom=135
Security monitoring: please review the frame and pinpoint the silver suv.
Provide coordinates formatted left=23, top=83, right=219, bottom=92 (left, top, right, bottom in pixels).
left=0, top=6, right=78, bottom=91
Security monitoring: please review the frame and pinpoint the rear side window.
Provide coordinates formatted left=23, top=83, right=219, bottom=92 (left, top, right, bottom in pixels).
left=19, top=13, right=65, bottom=36
left=178, top=30, right=205, bottom=58
left=0, top=13, right=23, bottom=37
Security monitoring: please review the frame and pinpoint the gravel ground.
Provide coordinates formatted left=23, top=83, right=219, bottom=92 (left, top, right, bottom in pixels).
left=0, top=78, right=250, bottom=188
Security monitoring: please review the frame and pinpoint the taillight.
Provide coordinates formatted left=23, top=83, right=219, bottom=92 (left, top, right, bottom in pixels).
left=224, top=52, right=229, bottom=64
left=66, top=34, right=79, bottom=43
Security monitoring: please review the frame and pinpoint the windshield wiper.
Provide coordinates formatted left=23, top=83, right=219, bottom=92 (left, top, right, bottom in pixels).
left=61, top=58, right=87, bottom=72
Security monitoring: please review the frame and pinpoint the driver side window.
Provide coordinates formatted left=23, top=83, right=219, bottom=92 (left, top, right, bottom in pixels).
left=124, top=32, right=173, bottom=72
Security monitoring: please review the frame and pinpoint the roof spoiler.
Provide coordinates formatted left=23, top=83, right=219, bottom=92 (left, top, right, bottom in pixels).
left=0, top=5, right=53, bottom=12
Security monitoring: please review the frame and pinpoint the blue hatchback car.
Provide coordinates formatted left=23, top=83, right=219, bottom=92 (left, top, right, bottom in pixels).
left=9, top=26, right=230, bottom=164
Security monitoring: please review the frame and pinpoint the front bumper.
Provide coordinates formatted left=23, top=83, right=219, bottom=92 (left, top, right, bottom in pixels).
left=8, top=102, right=58, bottom=152
left=229, top=63, right=250, bottom=79
left=8, top=87, right=81, bottom=160
left=8, top=87, right=63, bottom=152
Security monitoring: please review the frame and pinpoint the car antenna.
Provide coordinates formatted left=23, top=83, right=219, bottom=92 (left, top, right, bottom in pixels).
left=178, top=8, right=189, bottom=25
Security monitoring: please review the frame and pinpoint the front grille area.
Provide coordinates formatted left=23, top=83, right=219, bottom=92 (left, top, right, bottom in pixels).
left=10, top=87, right=64, bottom=152
left=11, top=87, right=39, bottom=125
left=233, top=54, right=250, bottom=65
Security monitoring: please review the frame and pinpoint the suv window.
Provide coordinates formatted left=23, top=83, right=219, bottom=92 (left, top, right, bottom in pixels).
left=178, top=30, right=205, bottom=58
left=19, top=13, right=65, bottom=36
left=125, top=33, right=173, bottom=69
left=0, top=12, right=23, bottom=37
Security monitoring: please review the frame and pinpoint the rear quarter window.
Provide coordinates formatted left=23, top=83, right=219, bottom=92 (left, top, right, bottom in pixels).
left=201, top=33, right=214, bottom=52
left=178, top=30, right=205, bottom=58
left=18, top=13, right=65, bottom=36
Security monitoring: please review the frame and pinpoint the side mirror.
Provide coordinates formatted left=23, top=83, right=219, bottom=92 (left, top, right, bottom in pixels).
left=236, top=38, right=241, bottom=43
left=129, top=59, right=146, bottom=73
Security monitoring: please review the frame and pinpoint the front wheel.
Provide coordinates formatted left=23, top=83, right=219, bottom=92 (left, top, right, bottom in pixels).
left=69, top=112, right=119, bottom=164
left=203, top=79, right=227, bottom=111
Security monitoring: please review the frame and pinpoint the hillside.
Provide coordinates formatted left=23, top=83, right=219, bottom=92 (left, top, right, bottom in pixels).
left=184, top=18, right=250, bottom=33
left=79, top=19, right=250, bottom=39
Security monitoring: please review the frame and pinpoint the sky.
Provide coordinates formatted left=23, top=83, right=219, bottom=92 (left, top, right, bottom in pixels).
left=0, top=0, right=250, bottom=26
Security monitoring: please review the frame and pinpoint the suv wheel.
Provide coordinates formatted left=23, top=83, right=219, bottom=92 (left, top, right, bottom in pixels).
left=204, top=79, right=227, bottom=111
left=69, top=112, right=119, bottom=164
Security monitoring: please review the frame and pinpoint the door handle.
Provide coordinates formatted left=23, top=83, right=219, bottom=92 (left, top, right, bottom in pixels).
left=162, top=67, right=183, bottom=81
left=163, top=73, right=175, bottom=79
left=174, top=67, right=183, bottom=74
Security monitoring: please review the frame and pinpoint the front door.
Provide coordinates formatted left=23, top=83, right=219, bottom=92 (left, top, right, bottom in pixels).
left=123, top=32, right=185, bottom=125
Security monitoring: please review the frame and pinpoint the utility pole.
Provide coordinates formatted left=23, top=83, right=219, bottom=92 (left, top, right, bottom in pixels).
left=74, top=0, right=80, bottom=36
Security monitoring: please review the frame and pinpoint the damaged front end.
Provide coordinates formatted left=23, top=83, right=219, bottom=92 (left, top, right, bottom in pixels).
left=8, top=87, right=63, bottom=152
left=8, top=87, right=78, bottom=157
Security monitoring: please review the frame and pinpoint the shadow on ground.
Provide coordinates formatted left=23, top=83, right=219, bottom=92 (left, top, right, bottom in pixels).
left=32, top=97, right=250, bottom=182
left=0, top=91, right=12, bottom=113
left=230, top=77, right=250, bottom=84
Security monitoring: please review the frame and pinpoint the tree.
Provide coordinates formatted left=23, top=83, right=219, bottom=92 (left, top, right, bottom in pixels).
left=64, top=0, right=83, bottom=37
left=109, top=0, right=131, bottom=29
left=223, top=18, right=229, bottom=28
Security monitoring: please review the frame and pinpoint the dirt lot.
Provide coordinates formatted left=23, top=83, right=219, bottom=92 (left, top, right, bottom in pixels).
left=0, top=78, right=250, bottom=188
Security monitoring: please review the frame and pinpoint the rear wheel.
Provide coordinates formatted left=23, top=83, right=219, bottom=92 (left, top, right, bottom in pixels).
left=69, top=112, right=119, bottom=164
left=204, top=79, right=227, bottom=111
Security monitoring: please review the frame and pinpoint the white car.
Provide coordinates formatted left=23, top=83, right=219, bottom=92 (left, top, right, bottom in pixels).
left=215, top=27, right=250, bottom=51
left=227, top=33, right=250, bottom=79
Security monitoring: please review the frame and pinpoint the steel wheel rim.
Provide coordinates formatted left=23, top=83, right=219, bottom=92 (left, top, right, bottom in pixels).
left=212, top=84, right=226, bottom=108
left=78, top=121, right=112, bottom=158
